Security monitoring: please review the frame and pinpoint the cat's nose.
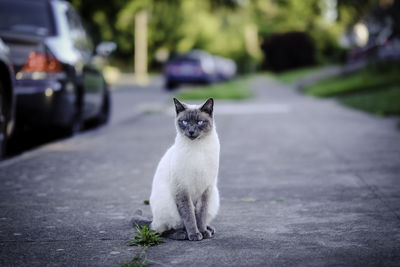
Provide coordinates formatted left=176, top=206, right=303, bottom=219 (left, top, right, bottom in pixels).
left=188, top=130, right=195, bottom=135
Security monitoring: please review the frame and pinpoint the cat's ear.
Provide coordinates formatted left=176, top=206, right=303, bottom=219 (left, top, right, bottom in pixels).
left=173, top=98, right=186, bottom=114
left=200, top=98, right=214, bottom=116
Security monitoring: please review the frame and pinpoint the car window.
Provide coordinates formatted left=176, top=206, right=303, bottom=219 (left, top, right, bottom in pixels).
left=65, top=6, right=93, bottom=55
left=0, top=0, right=55, bottom=36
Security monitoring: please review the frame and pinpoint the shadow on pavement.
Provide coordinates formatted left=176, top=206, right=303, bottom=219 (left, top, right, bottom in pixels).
left=5, top=123, right=101, bottom=159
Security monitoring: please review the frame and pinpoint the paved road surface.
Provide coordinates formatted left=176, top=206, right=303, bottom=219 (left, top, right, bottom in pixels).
left=1, top=76, right=399, bottom=266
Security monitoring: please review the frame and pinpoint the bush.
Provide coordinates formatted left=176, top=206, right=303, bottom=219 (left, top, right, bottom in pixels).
left=261, top=31, right=316, bottom=72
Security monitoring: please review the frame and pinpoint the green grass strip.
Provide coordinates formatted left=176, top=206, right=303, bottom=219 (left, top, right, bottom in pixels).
left=274, top=65, right=324, bottom=84
left=339, top=86, right=400, bottom=116
left=303, top=63, right=400, bottom=116
left=175, top=77, right=253, bottom=101
left=305, top=64, right=400, bottom=97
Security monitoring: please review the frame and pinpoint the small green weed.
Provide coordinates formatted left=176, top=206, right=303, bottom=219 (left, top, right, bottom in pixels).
left=241, top=197, right=256, bottom=202
left=128, top=224, right=163, bottom=247
left=143, top=200, right=150, bottom=205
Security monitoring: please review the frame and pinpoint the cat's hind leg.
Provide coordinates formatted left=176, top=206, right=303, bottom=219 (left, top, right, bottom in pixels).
left=162, top=228, right=188, bottom=240
left=204, top=185, right=220, bottom=238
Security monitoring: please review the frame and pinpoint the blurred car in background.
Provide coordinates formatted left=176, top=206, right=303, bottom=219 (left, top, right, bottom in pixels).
left=0, top=0, right=116, bottom=135
left=0, top=38, right=15, bottom=158
left=213, top=55, right=236, bottom=81
left=164, top=50, right=236, bottom=90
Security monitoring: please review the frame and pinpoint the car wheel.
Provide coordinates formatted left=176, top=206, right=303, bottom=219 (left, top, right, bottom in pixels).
left=0, top=79, right=8, bottom=159
left=62, top=91, right=83, bottom=137
left=166, top=80, right=178, bottom=91
left=94, top=90, right=111, bottom=125
left=63, top=111, right=83, bottom=137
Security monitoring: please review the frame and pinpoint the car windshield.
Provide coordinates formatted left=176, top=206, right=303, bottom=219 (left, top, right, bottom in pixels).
left=0, top=0, right=55, bottom=36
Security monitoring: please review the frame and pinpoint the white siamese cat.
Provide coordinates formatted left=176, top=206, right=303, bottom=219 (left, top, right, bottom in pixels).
left=149, top=98, right=220, bottom=241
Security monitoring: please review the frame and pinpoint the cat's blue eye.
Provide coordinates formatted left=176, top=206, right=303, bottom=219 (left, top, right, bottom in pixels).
left=182, top=120, right=188, bottom=126
left=197, top=120, right=203, bottom=126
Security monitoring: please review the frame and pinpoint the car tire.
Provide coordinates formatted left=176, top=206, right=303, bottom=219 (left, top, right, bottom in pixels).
left=94, top=90, right=111, bottom=126
left=62, top=91, right=83, bottom=137
left=0, top=79, right=8, bottom=159
left=63, top=111, right=83, bottom=137
left=166, top=80, right=178, bottom=91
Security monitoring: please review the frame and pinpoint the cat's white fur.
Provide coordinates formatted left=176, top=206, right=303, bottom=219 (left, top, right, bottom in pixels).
left=150, top=104, right=220, bottom=233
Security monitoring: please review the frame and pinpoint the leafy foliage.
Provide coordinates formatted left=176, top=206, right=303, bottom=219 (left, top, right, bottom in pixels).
left=70, top=0, right=358, bottom=71
left=128, top=224, right=163, bottom=247
left=261, top=32, right=316, bottom=71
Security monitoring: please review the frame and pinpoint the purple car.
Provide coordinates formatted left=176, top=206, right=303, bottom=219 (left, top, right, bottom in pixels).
left=164, top=50, right=236, bottom=90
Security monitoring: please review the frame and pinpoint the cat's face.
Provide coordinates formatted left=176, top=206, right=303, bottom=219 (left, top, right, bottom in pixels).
left=174, top=98, right=214, bottom=140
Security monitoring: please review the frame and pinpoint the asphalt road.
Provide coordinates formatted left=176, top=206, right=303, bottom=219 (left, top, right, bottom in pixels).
left=1, top=75, right=399, bottom=266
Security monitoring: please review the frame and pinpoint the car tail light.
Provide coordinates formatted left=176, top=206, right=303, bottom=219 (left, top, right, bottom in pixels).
left=21, top=52, right=63, bottom=73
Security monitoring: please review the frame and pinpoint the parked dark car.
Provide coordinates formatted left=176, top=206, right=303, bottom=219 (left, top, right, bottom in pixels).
left=164, top=50, right=236, bottom=90
left=0, top=0, right=116, bottom=135
left=0, top=38, right=15, bottom=158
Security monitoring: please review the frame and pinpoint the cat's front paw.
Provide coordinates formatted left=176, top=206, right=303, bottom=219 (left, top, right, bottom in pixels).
left=207, top=225, right=215, bottom=235
left=201, top=226, right=215, bottom=239
left=201, top=229, right=213, bottom=239
left=188, top=232, right=203, bottom=241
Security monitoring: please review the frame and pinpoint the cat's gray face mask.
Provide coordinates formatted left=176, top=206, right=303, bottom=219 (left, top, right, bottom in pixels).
left=174, top=98, right=214, bottom=140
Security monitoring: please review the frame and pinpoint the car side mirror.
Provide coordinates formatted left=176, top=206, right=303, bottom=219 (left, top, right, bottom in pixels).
left=95, top=41, right=117, bottom=57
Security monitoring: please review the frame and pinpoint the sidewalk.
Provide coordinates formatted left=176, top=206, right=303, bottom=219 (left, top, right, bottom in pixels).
left=0, top=75, right=399, bottom=266
left=145, top=76, right=400, bottom=266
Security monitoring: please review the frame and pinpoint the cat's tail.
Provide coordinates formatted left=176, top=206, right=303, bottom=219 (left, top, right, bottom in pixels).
left=130, top=209, right=152, bottom=228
